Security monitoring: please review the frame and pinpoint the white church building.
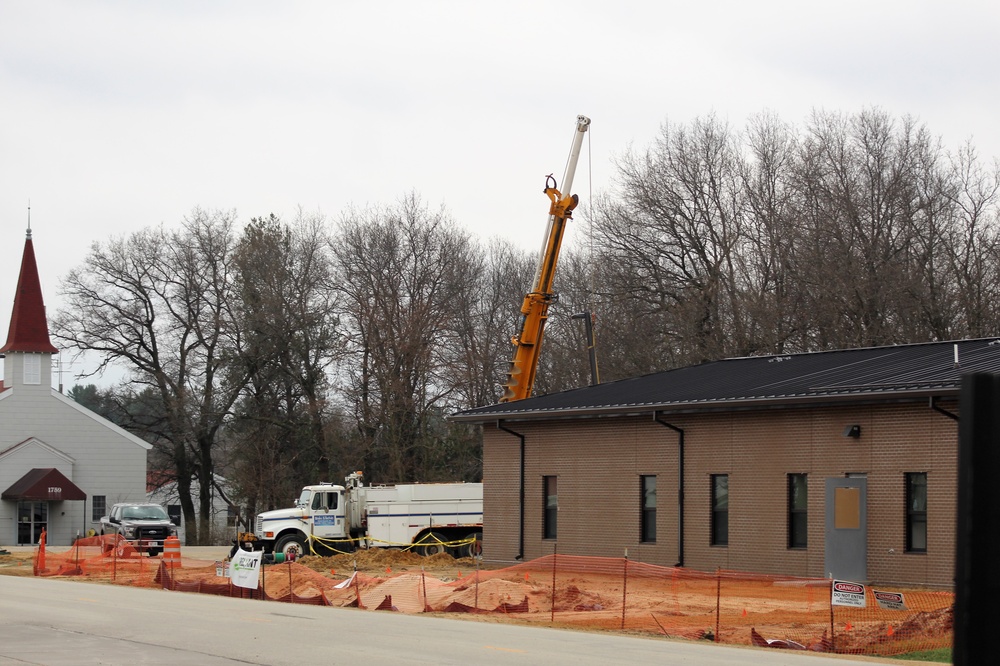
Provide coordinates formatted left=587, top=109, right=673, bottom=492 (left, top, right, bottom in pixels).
left=0, top=229, right=150, bottom=546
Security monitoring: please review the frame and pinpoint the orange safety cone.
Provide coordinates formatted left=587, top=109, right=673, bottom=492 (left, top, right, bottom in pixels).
left=887, top=625, right=894, bottom=637
left=742, top=608, right=747, bottom=617
left=845, top=622, right=853, bottom=631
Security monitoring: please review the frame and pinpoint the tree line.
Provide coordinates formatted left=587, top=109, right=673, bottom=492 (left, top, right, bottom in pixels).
left=53, top=109, right=1000, bottom=544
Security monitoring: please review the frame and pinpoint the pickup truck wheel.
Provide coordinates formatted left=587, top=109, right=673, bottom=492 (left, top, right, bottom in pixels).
left=416, top=531, right=448, bottom=556
left=275, top=534, right=308, bottom=559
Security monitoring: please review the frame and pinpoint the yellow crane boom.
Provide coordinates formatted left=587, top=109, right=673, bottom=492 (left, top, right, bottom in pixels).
left=500, top=115, right=591, bottom=402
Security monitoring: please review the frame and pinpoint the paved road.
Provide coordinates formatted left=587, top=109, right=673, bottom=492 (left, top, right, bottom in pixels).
left=0, top=575, right=905, bottom=666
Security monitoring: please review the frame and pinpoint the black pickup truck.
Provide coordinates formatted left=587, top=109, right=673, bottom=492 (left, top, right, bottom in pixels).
left=100, top=503, right=178, bottom=556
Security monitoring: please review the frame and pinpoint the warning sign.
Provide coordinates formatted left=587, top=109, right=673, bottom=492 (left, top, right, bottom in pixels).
left=873, top=589, right=907, bottom=611
left=831, top=579, right=867, bottom=608
left=230, top=550, right=263, bottom=590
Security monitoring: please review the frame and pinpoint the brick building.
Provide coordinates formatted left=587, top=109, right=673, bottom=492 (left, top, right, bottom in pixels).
left=451, top=340, right=996, bottom=587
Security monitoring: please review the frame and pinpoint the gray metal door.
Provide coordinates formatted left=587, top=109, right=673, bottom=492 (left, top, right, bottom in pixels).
left=824, top=477, right=867, bottom=581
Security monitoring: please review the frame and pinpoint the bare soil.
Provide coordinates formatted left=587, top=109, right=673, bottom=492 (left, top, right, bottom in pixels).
left=0, top=548, right=952, bottom=658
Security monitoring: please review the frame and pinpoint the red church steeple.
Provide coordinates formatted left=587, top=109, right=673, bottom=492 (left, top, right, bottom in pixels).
left=1, top=228, right=58, bottom=354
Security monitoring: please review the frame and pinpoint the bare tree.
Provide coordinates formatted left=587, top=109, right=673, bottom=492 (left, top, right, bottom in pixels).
left=448, top=237, right=535, bottom=407
left=53, top=209, right=247, bottom=544
left=225, top=211, right=341, bottom=513
left=330, top=193, right=478, bottom=482
left=943, top=143, right=1000, bottom=337
left=591, top=115, right=746, bottom=368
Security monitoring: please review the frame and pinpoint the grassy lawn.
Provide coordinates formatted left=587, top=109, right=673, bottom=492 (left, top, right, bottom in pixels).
left=888, top=647, right=951, bottom=662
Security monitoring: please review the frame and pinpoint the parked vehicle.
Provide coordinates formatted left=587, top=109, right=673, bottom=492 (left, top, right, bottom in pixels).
left=100, top=502, right=178, bottom=556
left=253, top=472, right=483, bottom=559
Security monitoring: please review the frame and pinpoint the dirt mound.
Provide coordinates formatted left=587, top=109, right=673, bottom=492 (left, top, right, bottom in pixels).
left=297, top=549, right=478, bottom=575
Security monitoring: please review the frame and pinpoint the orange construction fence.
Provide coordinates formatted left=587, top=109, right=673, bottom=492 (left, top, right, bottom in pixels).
left=35, top=537, right=951, bottom=658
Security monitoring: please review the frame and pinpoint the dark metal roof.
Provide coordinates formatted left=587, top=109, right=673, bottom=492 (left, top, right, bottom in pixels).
left=1, top=468, right=86, bottom=501
left=452, top=338, right=1000, bottom=423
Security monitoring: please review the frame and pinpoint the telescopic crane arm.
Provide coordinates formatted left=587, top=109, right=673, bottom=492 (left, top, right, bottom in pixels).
left=500, top=114, right=591, bottom=403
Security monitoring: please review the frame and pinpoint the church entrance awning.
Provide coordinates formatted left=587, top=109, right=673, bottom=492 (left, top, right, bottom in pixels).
left=1, top=468, right=86, bottom=501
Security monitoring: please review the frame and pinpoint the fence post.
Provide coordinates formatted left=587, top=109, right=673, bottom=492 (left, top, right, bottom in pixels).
left=421, top=567, right=428, bottom=612
left=353, top=560, right=364, bottom=609
left=715, top=568, right=721, bottom=642
left=475, top=557, right=480, bottom=610
left=550, top=544, right=558, bottom=623
left=828, top=577, right=836, bottom=653
left=621, top=548, right=628, bottom=630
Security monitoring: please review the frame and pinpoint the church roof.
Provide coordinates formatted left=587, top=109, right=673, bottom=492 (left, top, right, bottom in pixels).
left=1, top=230, right=58, bottom=354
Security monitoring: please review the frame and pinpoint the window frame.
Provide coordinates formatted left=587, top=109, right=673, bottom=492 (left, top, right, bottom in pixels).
left=91, top=495, right=106, bottom=523
left=23, top=354, right=41, bottom=385
left=543, top=475, right=557, bottom=540
left=905, top=472, right=927, bottom=553
left=167, top=504, right=181, bottom=527
left=640, top=475, right=656, bottom=543
left=787, top=473, right=808, bottom=549
left=710, top=474, right=729, bottom=546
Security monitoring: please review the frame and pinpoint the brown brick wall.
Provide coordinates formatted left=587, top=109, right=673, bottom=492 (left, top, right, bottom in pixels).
left=483, top=399, right=958, bottom=587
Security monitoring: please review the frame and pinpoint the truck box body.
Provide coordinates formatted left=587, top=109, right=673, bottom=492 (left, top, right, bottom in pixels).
left=357, top=481, right=484, bottom=547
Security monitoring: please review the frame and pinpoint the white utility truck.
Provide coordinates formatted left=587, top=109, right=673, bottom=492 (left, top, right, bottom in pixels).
left=253, top=472, right=483, bottom=559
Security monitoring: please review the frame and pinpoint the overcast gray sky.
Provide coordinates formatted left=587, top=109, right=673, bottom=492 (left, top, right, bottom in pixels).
left=2, top=1, right=998, bottom=385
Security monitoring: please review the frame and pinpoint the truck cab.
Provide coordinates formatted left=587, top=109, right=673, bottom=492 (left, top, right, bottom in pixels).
left=255, top=483, right=349, bottom=558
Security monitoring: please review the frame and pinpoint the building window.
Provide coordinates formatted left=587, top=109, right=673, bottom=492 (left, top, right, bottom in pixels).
left=167, top=505, right=181, bottom=526
left=92, top=495, right=106, bottom=522
left=788, top=474, right=807, bottom=549
left=543, top=476, right=557, bottom=539
left=711, top=474, right=729, bottom=546
left=906, top=472, right=927, bottom=553
left=23, top=354, right=40, bottom=385
left=641, top=475, right=656, bottom=543
left=227, top=504, right=239, bottom=527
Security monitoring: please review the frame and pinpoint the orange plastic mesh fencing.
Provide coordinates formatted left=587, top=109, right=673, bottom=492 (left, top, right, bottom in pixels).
left=35, top=541, right=951, bottom=657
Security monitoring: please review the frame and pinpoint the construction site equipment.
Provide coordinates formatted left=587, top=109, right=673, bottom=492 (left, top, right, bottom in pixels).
left=500, top=114, right=591, bottom=402
left=252, top=472, right=483, bottom=559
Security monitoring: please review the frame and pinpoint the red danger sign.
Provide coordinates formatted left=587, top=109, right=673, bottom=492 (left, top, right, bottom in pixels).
left=834, top=582, right=863, bottom=594
left=873, top=589, right=907, bottom=611
left=832, top=579, right=867, bottom=608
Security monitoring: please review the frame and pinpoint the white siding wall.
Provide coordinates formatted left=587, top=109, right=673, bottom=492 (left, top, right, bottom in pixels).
left=0, top=382, right=149, bottom=546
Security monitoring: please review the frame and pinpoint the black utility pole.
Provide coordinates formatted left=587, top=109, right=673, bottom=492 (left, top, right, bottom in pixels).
left=571, top=311, right=600, bottom=387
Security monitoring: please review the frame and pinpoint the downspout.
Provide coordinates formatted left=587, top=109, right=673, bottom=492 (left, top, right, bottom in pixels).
left=654, top=412, right=684, bottom=567
left=930, top=396, right=959, bottom=422
left=497, top=421, right=526, bottom=560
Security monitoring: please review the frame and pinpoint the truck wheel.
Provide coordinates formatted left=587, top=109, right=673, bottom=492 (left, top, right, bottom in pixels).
left=462, top=532, right=483, bottom=558
left=275, top=534, right=308, bottom=559
left=416, top=531, right=448, bottom=556
left=331, top=538, right=355, bottom=555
